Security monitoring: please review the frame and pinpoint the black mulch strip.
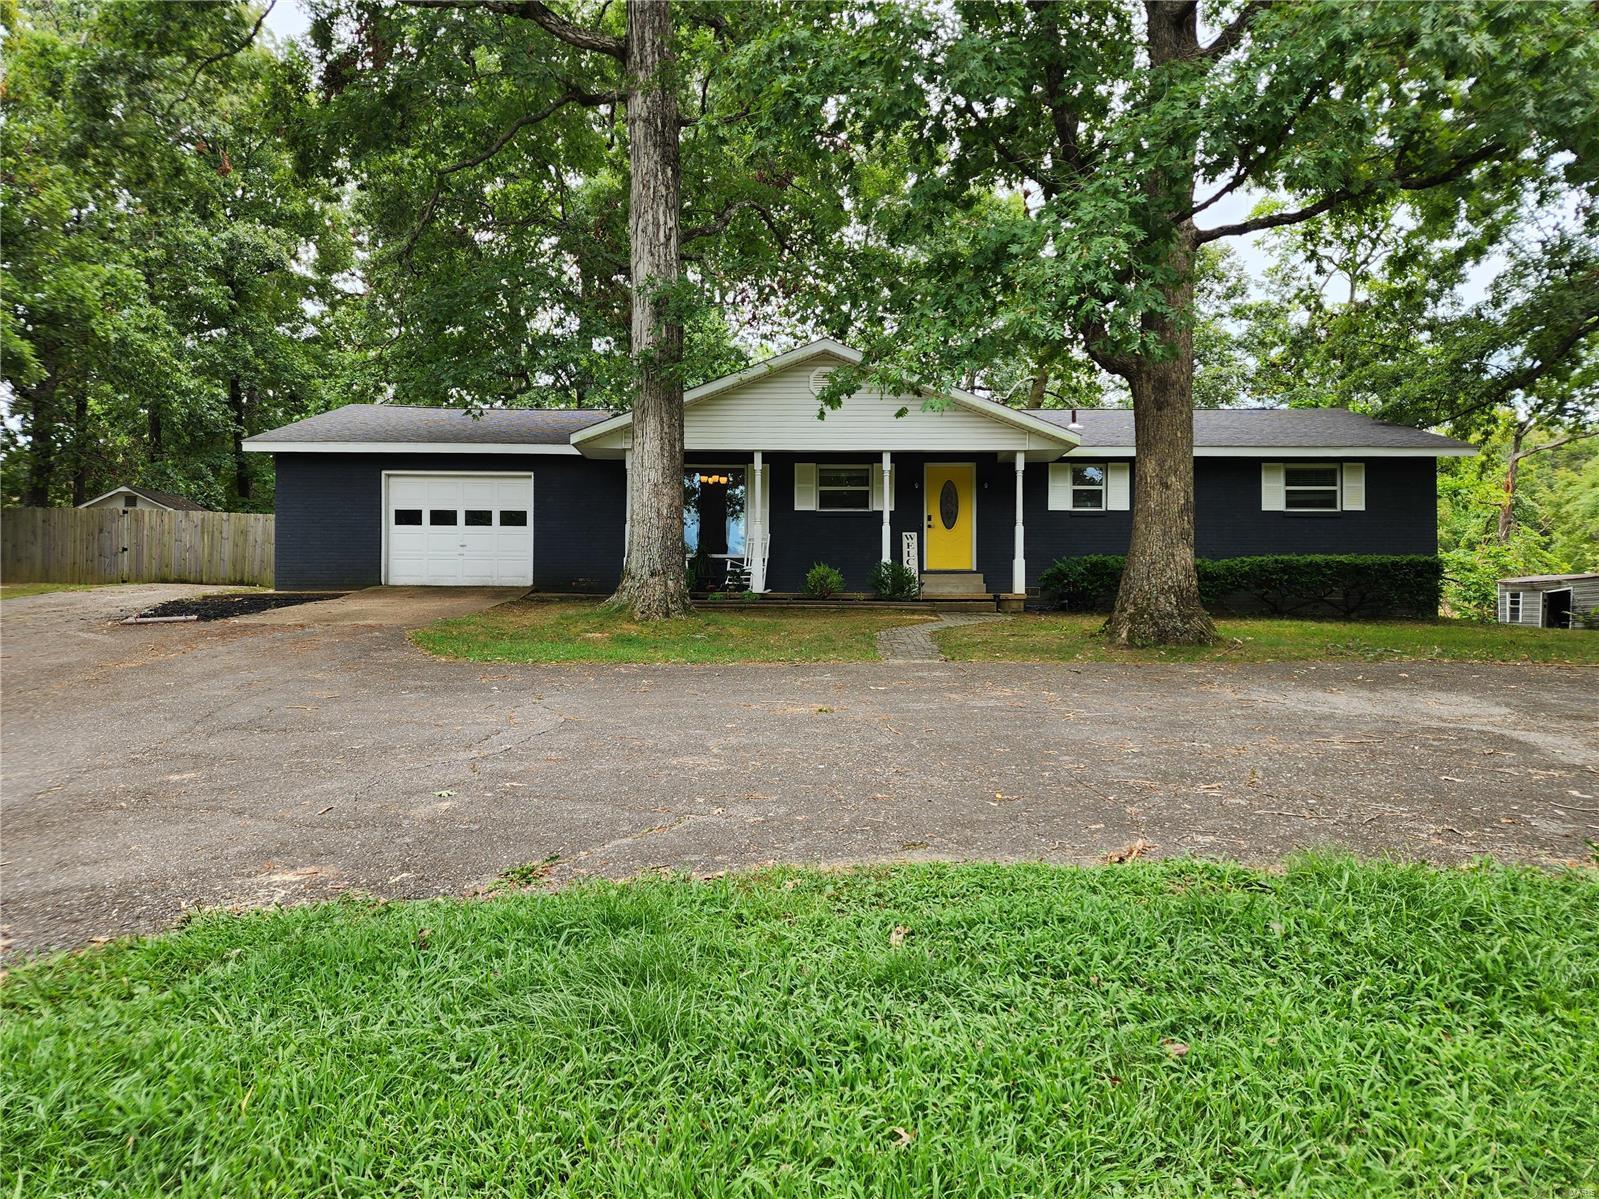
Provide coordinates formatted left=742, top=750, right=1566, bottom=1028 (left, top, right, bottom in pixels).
left=131, top=593, right=342, bottom=622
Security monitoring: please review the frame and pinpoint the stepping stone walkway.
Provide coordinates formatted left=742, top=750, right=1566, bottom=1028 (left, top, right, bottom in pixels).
left=875, top=613, right=1011, bottom=662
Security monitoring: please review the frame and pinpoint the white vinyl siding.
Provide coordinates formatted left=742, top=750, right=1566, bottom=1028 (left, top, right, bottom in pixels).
left=586, top=358, right=1056, bottom=453
left=1049, top=462, right=1128, bottom=511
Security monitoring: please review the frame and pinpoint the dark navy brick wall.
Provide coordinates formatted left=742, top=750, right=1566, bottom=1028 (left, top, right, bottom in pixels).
left=273, top=452, right=624, bottom=591
left=274, top=451, right=1437, bottom=594
left=1194, top=457, right=1436, bottom=558
left=760, top=453, right=1436, bottom=591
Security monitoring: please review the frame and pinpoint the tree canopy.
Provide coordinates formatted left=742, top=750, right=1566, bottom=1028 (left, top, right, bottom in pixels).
left=2, top=0, right=1595, bottom=633
left=2, top=0, right=350, bottom=509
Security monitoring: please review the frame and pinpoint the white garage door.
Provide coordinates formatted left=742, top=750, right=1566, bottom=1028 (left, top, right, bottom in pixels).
left=385, top=473, right=533, bottom=586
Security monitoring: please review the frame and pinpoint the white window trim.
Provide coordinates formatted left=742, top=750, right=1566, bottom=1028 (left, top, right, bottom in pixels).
left=1068, top=462, right=1107, bottom=511
left=1505, top=591, right=1523, bottom=623
left=1282, top=462, right=1343, bottom=512
left=1049, top=461, right=1129, bottom=511
left=814, top=463, right=874, bottom=512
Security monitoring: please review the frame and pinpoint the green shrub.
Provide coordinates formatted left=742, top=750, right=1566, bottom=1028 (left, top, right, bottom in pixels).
left=1038, top=554, right=1443, bottom=618
left=870, top=560, right=919, bottom=600
left=804, top=562, right=846, bottom=599
left=1037, top=555, right=1126, bottom=611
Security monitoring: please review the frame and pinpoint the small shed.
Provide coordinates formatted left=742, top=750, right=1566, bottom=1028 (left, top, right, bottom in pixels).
left=1496, top=573, right=1599, bottom=630
left=77, top=485, right=210, bottom=513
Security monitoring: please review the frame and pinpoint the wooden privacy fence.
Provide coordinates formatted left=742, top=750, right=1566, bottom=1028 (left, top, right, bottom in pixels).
left=1, top=508, right=274, bottom=587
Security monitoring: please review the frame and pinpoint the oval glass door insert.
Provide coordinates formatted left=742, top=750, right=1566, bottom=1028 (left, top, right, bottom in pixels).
left=939, top=480, right=959, bottom=530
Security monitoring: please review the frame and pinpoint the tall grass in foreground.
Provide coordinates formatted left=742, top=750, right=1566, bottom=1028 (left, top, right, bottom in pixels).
left=4, top=858, right=1596, bottom=1196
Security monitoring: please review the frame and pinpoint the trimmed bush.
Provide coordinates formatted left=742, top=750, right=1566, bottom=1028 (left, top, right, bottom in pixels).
left=1036, top=555, right=1126, bottom=612
left=804, top=562, right=846, bottom=599
left=870, top=560, right=919, bottom=600
left=1039, top=554, right=1444, bottom=619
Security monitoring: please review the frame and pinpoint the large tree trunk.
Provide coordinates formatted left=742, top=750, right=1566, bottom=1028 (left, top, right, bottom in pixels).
left=22, top=372, right=60, bottom=507
left=607, top=0, right=691, bottom=620
left=1103, top=0, right=1216, bottom=646
left=1497, top=424, right=1524, bottom=544
left=230, top=375, right=252, bottom=503
left=1106, top=349, right=1213, bottom=645
left=71, top=387, right=89, bottom=506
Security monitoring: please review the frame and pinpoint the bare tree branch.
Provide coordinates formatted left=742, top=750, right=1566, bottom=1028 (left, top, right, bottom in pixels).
left=1511, top=426, right=1599, bottom=462
left=1195, top=142, right=1507, bottom=243
left=404, top=0, right=625, bottom=58
left=682, top=197, right=781, bottom=243
left=956, top=98, right=1054, bottom=198
left=394, top=88, right=616, bottom=261
left=1198, top=1, right=1272, bottom=60
left=161, top=0, right=277, bottom=120
left=1181, top=79, right=1326, bottom=221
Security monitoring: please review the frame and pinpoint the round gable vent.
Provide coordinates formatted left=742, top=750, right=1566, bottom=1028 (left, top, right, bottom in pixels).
left=808, top=366, right=834, bottom=395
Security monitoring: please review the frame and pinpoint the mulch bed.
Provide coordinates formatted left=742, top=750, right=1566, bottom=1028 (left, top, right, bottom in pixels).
left=129, top=593, right=341, bottom=622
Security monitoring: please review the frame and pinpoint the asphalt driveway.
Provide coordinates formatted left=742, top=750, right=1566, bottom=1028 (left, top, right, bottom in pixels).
left=3, top=585, right=1595, bottom=955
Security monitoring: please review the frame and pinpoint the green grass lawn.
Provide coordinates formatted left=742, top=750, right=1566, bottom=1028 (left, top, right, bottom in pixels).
left=0, top=582, right=102, bottom=601
left=411, top=599, right=930, bottom=663
left=938, top=612, right=1599, bottom=665
left=4, top=859, right=1595, bottom=1197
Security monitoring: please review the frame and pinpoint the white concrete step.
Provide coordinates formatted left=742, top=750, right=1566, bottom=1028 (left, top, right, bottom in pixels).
left=919, top=572, right=989, bottom=597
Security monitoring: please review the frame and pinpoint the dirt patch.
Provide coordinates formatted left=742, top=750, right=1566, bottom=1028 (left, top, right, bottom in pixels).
left=129, top=592, right=341, bottom=622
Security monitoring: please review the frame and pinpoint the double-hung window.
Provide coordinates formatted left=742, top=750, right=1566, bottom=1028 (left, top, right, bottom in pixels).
left=1506, top=591, right=1523, bottom=623
left=816, top=465, right=872, bottom=511
left=1283, top=464, right=1341, bottom=511
left=1048, top=462, right=1129, bottom=511
left=1067, top=464, right=1106, bottom=510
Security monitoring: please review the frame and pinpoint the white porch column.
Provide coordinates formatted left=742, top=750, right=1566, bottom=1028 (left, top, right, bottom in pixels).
left=880, top=450, right=893, bottom=563
left=622, top=448, right=632, bottom=561
left=1012, top=451, right=1026, bottom=594
left=749, top=451, right=767, bottom=592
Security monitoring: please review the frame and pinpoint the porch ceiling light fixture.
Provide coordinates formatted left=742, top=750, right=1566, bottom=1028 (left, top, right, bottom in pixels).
left=697, top=472, right=732, bottom=485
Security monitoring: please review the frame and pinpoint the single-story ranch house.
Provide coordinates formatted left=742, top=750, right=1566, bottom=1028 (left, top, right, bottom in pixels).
left=245, top=339, right=1475, bottom=597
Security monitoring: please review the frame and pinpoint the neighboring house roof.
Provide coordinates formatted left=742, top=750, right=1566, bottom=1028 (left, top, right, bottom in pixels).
left=1497, top=573, right=1599, bottom=585
left=78, top=485, right=210, bottom=511
left=1028, top=407, right=1476, bottom=457
left=245, top=404, right=610, bottom=454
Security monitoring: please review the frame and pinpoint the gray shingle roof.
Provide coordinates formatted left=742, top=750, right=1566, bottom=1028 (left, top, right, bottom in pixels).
left=1028, top=407, right=1475, bottom=451
left=129, top=485, right=211, bottom=511
left=248, top=399, right=1474, bottom=453
left=247, top=404, right=614, bottom=446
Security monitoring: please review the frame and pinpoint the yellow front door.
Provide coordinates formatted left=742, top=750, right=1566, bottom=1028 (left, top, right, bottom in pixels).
left=924, top=464, right=975, bottom=570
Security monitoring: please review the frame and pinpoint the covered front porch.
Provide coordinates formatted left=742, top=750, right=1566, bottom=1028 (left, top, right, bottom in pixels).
left=663, top=450, right=1063, bottom=606
left=571, top=339, right=1084, bottom=604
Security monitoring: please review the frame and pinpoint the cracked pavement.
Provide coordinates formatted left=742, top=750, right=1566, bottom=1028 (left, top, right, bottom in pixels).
left=3, top=585, right=1596, bottom=956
